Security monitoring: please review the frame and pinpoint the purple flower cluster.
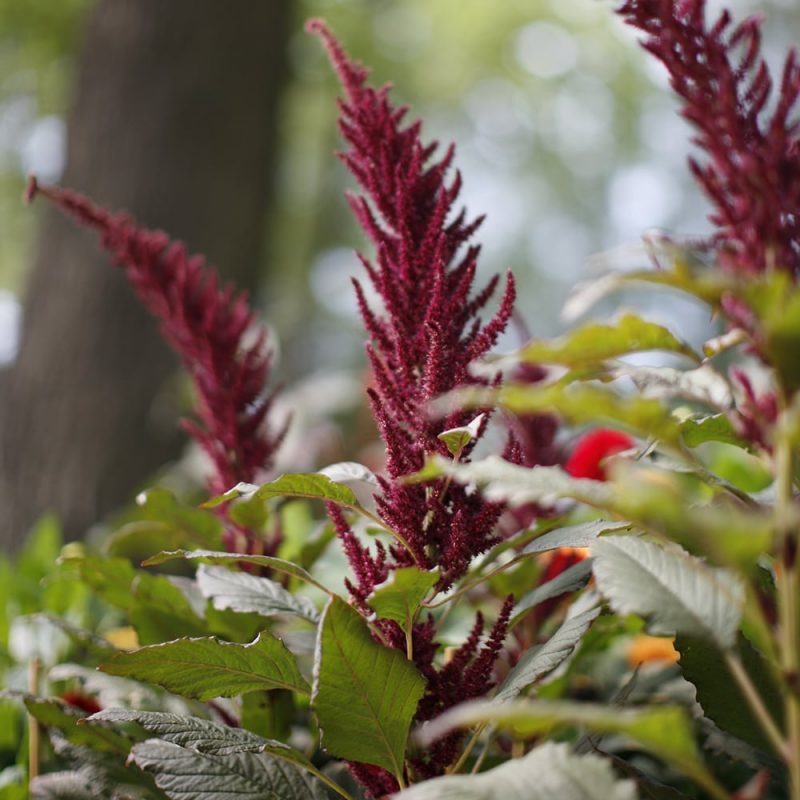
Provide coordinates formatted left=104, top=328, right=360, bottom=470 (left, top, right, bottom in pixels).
left=618, top=0, right=800, bottom=277
left=308, top=21, right=521, bottom=793
left=27, top=178, right=285, bottom=552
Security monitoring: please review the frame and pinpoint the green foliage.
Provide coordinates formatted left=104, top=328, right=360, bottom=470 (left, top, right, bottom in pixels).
left=312, top=596, right=425, bottom=778
left=101, top=632, right=310, bottom=700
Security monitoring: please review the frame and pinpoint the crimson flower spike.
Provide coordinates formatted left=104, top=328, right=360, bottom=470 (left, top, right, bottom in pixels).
left=617, top=0, right=800, bottom=277
left=26, top=179, right=286, bottom=542
left=307, top=19, right=516, bottom=591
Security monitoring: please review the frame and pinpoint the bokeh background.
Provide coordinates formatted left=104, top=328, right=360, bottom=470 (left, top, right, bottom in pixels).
left=1, top=0, right=798, bottom=550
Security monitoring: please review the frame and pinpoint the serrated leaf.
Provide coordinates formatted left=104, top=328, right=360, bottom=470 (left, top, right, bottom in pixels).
left=396, top=741, right=636, bottom=800
left=312, top=596, right=425, bottom=777
left=592, top=536, right=744, bottom=648
left=17, top=695, right=130, bottom=754
left=520, top=313, right=698, bottom=367
left=511, top=559, right=594, bottom=627
left=614, top=364, right=732, bottom=409
left=130, top=573, right=208, bottom=646
left=521, top=520, right=628, bottom=555
left=196, top=565, right=319, bottom=624
left=88, top=710, right=306, bottom=764
left=318, top=461, right=379, bottom=487
left=130, top=739, right=329, bottom=800
left=142, top=550, right=330, bottom=594
left=367, top=568, right=439, bottom=633
left=256, top=473, right=362, bottom=508
left=410, top=456, right=613, bottom=508
left=496, top=607, right=600, bottom=702
left=106, top=489, right=223, bottom=561
left=437, top=414, right=485, bottom=455
left=680, top=414, right=751, bottom=449
left=101, top=632, right=309, bottom=700
left=415, top=700, right=715, bottom=793
left=676, top=635, right=784, bottom=756
left=438, top=383, right=682, bottom=445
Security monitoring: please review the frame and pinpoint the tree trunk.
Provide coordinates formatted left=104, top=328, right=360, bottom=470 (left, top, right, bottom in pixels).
left=0, top=0, right=292, bottom=550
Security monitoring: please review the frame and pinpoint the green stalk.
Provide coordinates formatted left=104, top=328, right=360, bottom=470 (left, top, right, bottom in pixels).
left=775, top=424, right=800, bottom=800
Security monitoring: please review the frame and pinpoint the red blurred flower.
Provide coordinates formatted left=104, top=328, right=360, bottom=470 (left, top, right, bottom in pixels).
left=565, top=429, right=635, bottom=481
left=59, top=691, right=102, bottom=716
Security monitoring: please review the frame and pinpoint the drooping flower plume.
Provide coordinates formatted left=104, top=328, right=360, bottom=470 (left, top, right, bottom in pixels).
left=617, top=0, right=800, bottom=277
left=26, top=178, right=285, bottom=552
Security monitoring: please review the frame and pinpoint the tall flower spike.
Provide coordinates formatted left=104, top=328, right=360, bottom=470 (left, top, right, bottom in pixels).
left=617, top=0, right=800, bottom=277
left=308, top=19, right=515, bottom=588
left=27, top=179, right=286, bottom=530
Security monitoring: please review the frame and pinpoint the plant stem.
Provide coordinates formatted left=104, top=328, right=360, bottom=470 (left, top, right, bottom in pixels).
left=27, top=657, right=40, bottom=787
left=775, top=425, right=800, bottom=800
left=447, top=725, right=485, bottom=774
left=725, top=651, right=787, bottom=759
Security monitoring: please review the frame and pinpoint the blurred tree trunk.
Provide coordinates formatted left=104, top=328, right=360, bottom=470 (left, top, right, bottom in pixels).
left=0, top=0, right=292, bottom=550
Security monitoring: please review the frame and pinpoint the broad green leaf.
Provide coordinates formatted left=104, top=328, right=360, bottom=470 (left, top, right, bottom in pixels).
left=143, top=550, right=330, bottom=594
left=680, top=414, right=751, bottom=450
left=130, top=739, right=329, bottom=800
left=130, top=573, right=207, bottom=646
left=101, top=632, right=309, bottom=700
left=367, top=567, right=439, bottom=633
left=318, top=461, right=379, bottom=487
left=196, top=565, right=319, bottom=624
left=410, top=456, right=613, bottom=508
left=106, top=489, right=223, bottom=561
left=521, top=520, right=628, bottom=555
left=437, top=414, right=485, bottom=455
left=256, top=473, right=361, bottom=508
left=58, top=556, right=138, bottom=609
left=396, top=741, right=636, bottom=800
left=609, top=466, right=774, bottom=567
left=520, top=313, right=698, bottom=367
left=496, top=608, right=600, bottom=702
left=511, top=560, right=594, bottom=627
left=6, top=695, right=129, bottom=754
left=592, top=536, right=744, bottom=649
left=676, top=634, right=784, bottom=756
left=614, top=364, right=732, bottom=409
left=440, top=383, right=682, bottom=445
left=312, top=596, right=425, bottom=777
left=89, top=709, right=302, bottom=761
left=415, top=700, right=715, bottom=793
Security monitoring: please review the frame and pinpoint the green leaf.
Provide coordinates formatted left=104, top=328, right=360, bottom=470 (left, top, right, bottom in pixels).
left=511, top=560, right=594, bottom=627
left=256, top=473, right=361, bottom=508
left=143, top=550, right=330, bottom=594
left=521, top=520, right=628, bottom=555
left=615, top=364, right=732, bottom=409
left=318, top=461, right=379, bottom=487
left=312, top=596, right=425, bottom=777
left=89, top=709, right=286, bottom=757
left=58, top=556, right=137, bottom=609
left=101, top=632, right=309, bottom=700
left=130, top=739, right=330, bottom=800
left=396, top=741, right=636, bottom=800
left=591, top=536, right=744, bottom=649
left=680, top=414, right=751, bottom=450
left=437, top=414, right=485, bottom=455
left=130, top=573, right=208, bottom=645
left=106, top=489, right=223, bottom=561
left=495, top=608, right=600, bottom=702
left=409, top=456, right=613, bottom=508
left=520, top=313, right=699, bottom=367
left=415, top=701, right=707, bottom=789
left=12, top=695, right=130, bottom=754
left=367, top=567, right=439, bottom=633
left=440, top=383, right=682, bottom=445
left=676, top=634, right=784, bottom=756
left=196, top=565, right=319, bottom=624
